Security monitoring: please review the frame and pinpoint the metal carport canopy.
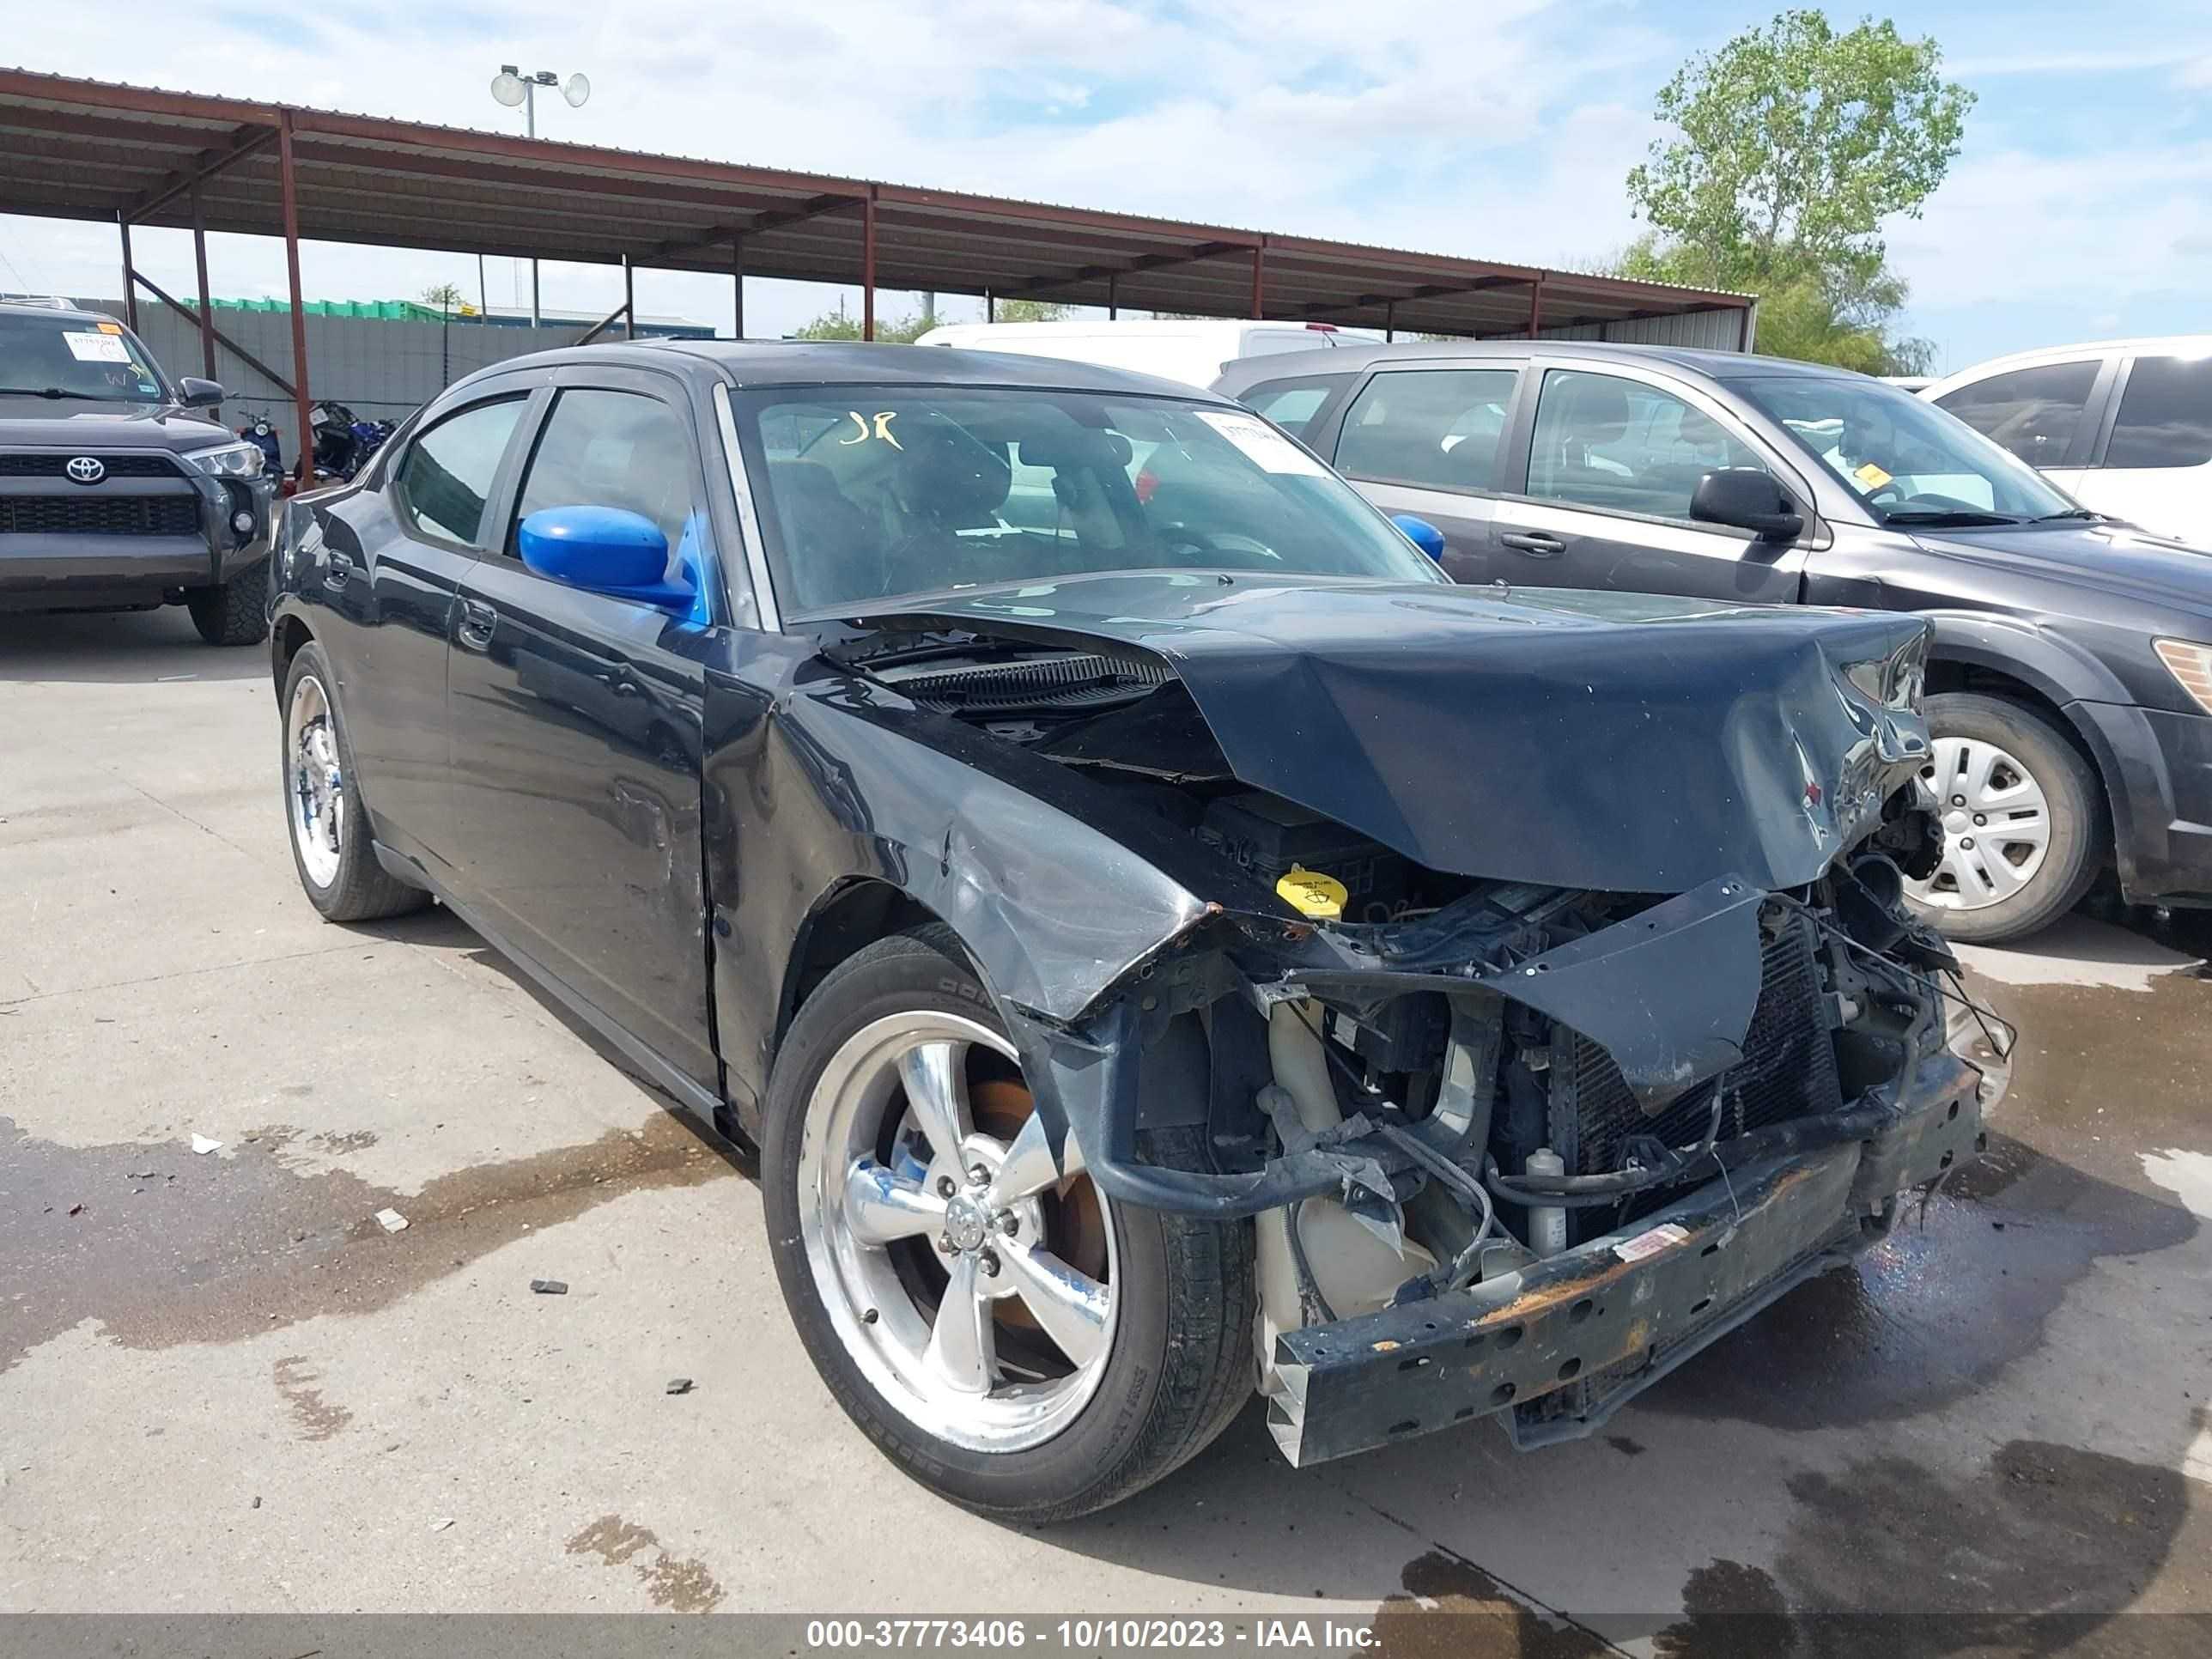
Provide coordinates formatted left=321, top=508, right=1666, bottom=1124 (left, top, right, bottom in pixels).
left=0, top=67, right=1750, bottom=473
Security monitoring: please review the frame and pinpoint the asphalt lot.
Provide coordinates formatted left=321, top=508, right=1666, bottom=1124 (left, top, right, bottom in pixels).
left=3, top=605, right=2210, bottom=1650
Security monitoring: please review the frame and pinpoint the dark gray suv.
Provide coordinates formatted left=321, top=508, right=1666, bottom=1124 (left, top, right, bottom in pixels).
left=0, top=299, right=277, bottom=645
left=1217, top=339, right=2212, bottom=945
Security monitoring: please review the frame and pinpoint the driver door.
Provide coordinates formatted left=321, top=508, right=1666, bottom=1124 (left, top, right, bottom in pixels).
left=443, top=366, right=722, bottom=1091
left=1489, top=365, right=1812, bottom=604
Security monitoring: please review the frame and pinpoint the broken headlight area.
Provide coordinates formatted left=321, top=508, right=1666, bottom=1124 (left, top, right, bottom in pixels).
left=1003, top=803, right=1997, bottom=1467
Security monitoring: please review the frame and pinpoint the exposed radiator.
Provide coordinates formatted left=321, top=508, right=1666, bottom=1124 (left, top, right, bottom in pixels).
left=1550, top=914, right=1841, bottom=1230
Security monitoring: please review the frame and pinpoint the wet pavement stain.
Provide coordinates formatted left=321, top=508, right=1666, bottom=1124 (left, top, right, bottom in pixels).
left=1370, top=1548, right=1609, bottom=1659
left=0, top=1110, right=741, bottom=1371
left=1650, top=1437, right=2212, bottom=1656
left=1636, top=1132, right=2197, bottom=1431
left=271, top=1354, right=351, bottom=1442
left=565, top=1513, right=726, bottom=1613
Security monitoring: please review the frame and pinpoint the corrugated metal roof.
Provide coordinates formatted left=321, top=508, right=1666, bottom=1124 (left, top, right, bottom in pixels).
left=0, top=66, right=1753, bottom=341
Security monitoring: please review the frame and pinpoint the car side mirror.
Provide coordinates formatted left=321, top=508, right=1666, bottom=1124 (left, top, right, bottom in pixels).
left=177, top=377, right=225, bottom=409
left=1392, top=514, right=1448, bottom=562
left=1691, top=469, right=1804, bottom=542
left=517, top=506, right=696, bottom=614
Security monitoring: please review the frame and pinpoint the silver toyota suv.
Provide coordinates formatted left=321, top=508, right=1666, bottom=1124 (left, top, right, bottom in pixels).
left=0, top=298, right=276, bottom=645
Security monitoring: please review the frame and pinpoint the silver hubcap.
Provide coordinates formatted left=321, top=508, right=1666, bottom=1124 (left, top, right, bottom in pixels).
left=287, top=674, right=344, bottom=888
left=1905, top=735, right=2052, bottom=912
left=796, top=1012, right=1117, bottom=1454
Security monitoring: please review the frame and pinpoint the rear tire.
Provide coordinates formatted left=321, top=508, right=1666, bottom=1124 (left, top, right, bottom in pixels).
left=1903, top=691, right=2101, bottom=945
left=281, top=641, right=429, bottom=922
left=763, top=925, right=1255, bottom=1522
left=186, top=559, right=270, bottom=647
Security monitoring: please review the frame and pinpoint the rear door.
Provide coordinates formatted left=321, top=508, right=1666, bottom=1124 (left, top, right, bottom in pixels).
left=1323, top=363, right=1523, bottom=581
left=1487, top=362, right=1812, bottom=603
left=443, top=365, right=722, bottom=1091
left=318, top=386, right=534, bottom=874
left=2076, top=352, right=2212, bottom=538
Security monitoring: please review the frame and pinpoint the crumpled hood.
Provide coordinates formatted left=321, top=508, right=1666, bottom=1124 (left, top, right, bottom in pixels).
left=855, top=573, right=1932, bottom=894
left=0, top=400, right=228, bottom=450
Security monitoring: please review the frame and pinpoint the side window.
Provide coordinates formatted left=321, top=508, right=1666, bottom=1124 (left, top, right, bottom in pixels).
left=1527, top=370, right=1769, bottom=522
left=1336, top=368, right=1519, bottom=490
left=1237, top=374, right=1351, bottom=440
left=390, top=398, right=526, bottom=545
left=2105, top=356, right=2212, bottom=470
left=1933, top=361, right=2098, bottom=465
left=507, top=388, right=700, bottom=577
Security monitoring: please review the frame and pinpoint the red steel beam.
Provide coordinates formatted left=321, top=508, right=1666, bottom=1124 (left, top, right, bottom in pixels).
left=127, top=124, right=276, bottom=224
left=191, top=185, right=216, bottom=383
left=862, top=185, right=878, bottom=342
left=1527, top=274, right=1544, bottom=339
left=732, top=240, right=745, bottom=339
left=277, top=111, right=313, bottom=485
left=1250, top=235, right=1266, bottom=319
left=623, top=256, right=635, bottom=341
left=117, top=213, right=137, bottom=330
left=1008, top=240, right=1243, bottom=301
left=130, top=268, right=296, bottom=398
left=643, top=191, right=854, bottom=263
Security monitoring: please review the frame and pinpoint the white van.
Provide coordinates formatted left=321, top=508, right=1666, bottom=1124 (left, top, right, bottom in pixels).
left=1922, top=337, right=2212, bottom=542
left=913, top=319, right=1369, bottom=391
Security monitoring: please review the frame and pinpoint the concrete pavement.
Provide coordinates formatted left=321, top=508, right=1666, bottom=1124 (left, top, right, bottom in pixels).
left=3, top=606, right=2209, bottom=1651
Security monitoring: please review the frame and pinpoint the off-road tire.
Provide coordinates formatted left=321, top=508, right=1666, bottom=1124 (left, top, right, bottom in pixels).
left=281, top=641, right=430, bottom=922
left=1907, top=691, right=2102, bottom=945
left=763, top=925, right=1256, bottom=1522
left=186, top=559, right=270, bottom=647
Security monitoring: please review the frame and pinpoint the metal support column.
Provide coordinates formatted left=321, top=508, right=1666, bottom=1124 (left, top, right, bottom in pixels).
left=1249, top=237, right=1266, bottom=319
left=1384, top=299, right=1395, bottom=343
left=1108, top=270, right=1118, bottom=320
left=732, top=240, right=745, bottom=339
left=623, top=256, right=635, bottom=340
left=985, top=289, right=994, bottom=323
left=118, top=215, right=137, bottom=331
left=1527, top=275, right=1545, bottom=339
left=861, top=185, right=878, bottom=342
left=277, top=110, right=314, bottom=486
left=190, top=185, right=216, bottom=384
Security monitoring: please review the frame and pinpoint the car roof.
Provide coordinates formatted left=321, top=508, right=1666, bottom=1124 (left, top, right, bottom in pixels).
left=1211, top=337, right=1858, bottom=391
left=1924, top=336, right=2212, bottom=395
left=451, top=339, right=1230, bottom=402
left=0, top=298, right=118, bottom=325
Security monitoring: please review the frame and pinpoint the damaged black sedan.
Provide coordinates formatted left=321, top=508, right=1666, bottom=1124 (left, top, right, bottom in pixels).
left=267, top=343, right=1996, bottom=1521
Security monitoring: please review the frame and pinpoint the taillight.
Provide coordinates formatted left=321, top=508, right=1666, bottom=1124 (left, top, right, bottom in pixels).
left=1304, top=322, right=1339, bottom=332
left=1134, top=469, right=1158, bottom=504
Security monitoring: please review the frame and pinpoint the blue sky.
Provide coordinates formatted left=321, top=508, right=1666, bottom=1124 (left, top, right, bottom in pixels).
left=2, top=1, right=2207, bottom=369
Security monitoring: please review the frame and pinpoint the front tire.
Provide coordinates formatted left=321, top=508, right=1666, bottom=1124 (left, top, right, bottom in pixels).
left=1902, top=691, right=2101, bottom=944
left=763, top=927, right=1255, bottom=1522
left=281, top=641, right=429, bottom=922
left=186, top=559, right=270, bottom=647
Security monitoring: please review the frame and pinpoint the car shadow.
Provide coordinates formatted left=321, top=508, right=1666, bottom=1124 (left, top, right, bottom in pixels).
left=344, top=902, right=757, bottom=1178
left=0, top=605, right=267, bottom=684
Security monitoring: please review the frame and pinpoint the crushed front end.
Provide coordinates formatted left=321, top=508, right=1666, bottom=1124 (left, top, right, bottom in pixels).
left=836, top=580, right=2004, bottom=1465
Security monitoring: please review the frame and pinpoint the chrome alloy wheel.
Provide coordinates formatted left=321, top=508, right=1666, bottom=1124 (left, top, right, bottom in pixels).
left=1905, top=735, right=2053, bottom=912
left=287, top=673, right=344, bottom=888
left=796, top=1012, right=1117, bottom=1454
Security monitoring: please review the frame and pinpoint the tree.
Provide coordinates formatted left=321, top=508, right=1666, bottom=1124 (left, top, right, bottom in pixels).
left=419, top=282, right=465, bottom=312
left=1623, top=9, right=1972, bottom=374
left=989, top=299, right=1069, bottom=324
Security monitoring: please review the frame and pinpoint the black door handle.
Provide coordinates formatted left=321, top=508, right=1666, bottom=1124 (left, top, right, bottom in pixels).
left=457, top=599, right=496, bottom=651
left=324, top=550, right=356, bottom=588
left=1500, top=532, right=1564, bottom=557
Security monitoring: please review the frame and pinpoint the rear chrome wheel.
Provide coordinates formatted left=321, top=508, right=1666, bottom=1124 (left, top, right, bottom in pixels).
left=288, top=672, right=345, bottom=890
left=797, top=1012, right=1117, bottom=1454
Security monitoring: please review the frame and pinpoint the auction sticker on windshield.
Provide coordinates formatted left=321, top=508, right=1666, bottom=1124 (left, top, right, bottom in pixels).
left=1196, top=408, right=1328, bottom=477
left=63, top=331, right=132, bottom=363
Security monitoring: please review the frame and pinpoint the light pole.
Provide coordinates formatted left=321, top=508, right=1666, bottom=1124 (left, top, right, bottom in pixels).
left=490, top=65, right=591, bottom=331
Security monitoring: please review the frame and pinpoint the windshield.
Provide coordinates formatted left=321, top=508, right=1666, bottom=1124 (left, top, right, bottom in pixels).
left=0, top=313, right=168, bottom=403
left=1732, top=374, right=2076, bottom=524
left=735, top=386, right=1445, bottom=614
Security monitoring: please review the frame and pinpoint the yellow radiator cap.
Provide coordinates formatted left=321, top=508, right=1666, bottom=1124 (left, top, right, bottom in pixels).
left=1276, top=866, right=1348, bottom=919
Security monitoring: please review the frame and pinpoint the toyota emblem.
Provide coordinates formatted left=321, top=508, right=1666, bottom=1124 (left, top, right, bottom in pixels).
left=64, top=456, right=106, bottom=485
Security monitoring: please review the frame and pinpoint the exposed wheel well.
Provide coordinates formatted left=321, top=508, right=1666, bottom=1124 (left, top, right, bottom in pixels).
left=1923, top=656, right=2113, bottom=842
left=775, top=880, right=952, bottom=1051
left=272, top=614, right=313, bottom=692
